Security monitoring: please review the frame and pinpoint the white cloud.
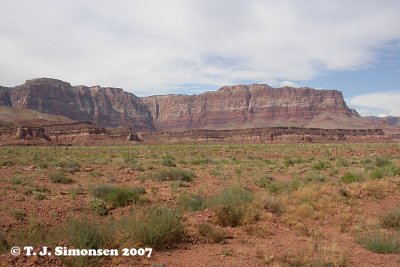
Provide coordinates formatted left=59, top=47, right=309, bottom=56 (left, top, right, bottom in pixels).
left=279, top=81, right=300, bottom=88
left=348, top=91, right=400, bottom=117
left=0, top=0, right=400, bottom=95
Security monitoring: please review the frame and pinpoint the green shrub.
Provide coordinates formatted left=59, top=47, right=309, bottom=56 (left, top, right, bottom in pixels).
left=198, top=223, right=226, bottom=243
left=89, top=184, right=145, bottom=208
left=213, top=186, right=257, bottom=227
left=283, top=158, right=294, bottom=167
left=177, top=193, right=207, bottom=211
left=0, top=231, right=9, bottom=253
left=38, top=161, right=49, bottom=169
left=265, top=178, right=303, bottom=195
left=265, top=182, right=283, bottom=194
left=375, top=157, right=392, bottom=168
left=89, top=198, right=109, bottom=216
left=304, top=171, right=326, bottom=183
left=14, top=221, right=47, bottom=246
left=63, top=161, right=81, bottom=173
left=65, top=218, right=113, bottom=249
left=60, top=218, right=113, bottom=266
left=89, top=171, right=103, bottom=178
left=391, top=166, right=400, bottom=176
left=11, top=209, right=27, bottom=221
left=370, top=168, right=384, bottom=179
left=132, top=207, right=184, bottom=248
left=190, top=158, right=213, bottom=165
left=154, top=168, right=196, bottom=182
left=254, top=175, right=274, bottom=188
left=69, top=185, right=85, bottom=198
left=337, top=158, right=349, bottom=167
left=49, top=171, right=73, bottom=184
left=357, top=232, right=400, bottom=254
left=171, top=180, right=189, bottom=191
left=312, top=161, right=331, bottom=171
left=33, top=191, right=46, bottom=200
left=0, top=159, right=16, bottom=166
left=161, top=158, right=176, bottom=167
left=263, top=195, right=285, bottom=215
left=361, top=158, right=373, bottom=166
left=380, top=208, right=400, bottom=229
left=341, top=172, right=363, bottom=184
left=11, top=176, right=22, bottom=185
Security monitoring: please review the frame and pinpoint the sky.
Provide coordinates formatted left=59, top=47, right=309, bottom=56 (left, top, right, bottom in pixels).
left=1, top=0, right=400, bottom=116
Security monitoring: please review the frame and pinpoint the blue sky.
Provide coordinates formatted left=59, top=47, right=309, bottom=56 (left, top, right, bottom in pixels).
left=1, top=0, right=399, bottom=116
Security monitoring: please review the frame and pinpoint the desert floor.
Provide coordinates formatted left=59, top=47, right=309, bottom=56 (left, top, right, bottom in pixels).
left=0, top=143, right=399, bottom=266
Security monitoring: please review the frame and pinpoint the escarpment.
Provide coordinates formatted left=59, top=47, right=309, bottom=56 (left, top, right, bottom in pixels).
left=0, top=78, right=364, bottom=132
left=141, top=84, right=358, bottom=131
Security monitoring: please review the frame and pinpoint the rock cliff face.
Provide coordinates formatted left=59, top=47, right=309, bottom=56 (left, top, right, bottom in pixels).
left=0, top=78, right=154, bottom=131
left=142, top=84, right=358, bottom=131
left=0, top=78, right=359, bottom=131
left=366, top=116, right=400, bottom=127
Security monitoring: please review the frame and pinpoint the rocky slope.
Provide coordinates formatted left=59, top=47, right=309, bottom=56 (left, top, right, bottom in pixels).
left=0, top=78, right=369, bottom=131
left=366, top=116, right=400, bottom=127
left=142, top=84, right=359, bottom=131
left=0, top=78, right=154, bottom=131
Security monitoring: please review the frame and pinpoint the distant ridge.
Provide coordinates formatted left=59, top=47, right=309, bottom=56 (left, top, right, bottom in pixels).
left=0, top=78, right=392, bottom=131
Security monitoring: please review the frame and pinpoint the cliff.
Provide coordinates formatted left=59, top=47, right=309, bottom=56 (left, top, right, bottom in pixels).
left=142, top=84, right=359, bottom=131
left=366, top=116, right=400, bottom=127
left=0, top=78, right=154, bottom=131
left=0, top=78, right=363, bottom=131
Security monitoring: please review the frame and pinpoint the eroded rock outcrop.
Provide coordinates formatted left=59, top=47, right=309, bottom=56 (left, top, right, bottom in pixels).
left=142, top=84, right=359, bottom=131
left=139, top=127, right=387, bottom=144
left=0, top=78, right=364, bottom=132
left=0, top=78, right=154, bottom=131
left=0, top=122, right=141, bottom=145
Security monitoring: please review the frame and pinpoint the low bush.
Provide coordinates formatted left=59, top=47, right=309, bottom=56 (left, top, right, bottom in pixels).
left=14, top=221, right=47, bottom=246
left=131, top=207, right=185, bottom=248
left=60, top=218, right=113, bottom=266
left=312, top=161, right=331, bottom=171
left=63, top=160, right=81, bottom=173
left=198, top=223, right=226, bottom=243
left=69, top=185, right=85, bottom=198
left=89, top=184, right=145, bottom=208
left=254, top=175, right=274, bottom=188
left=49, top=171, right=74, bottom=184
left=213, top=186, right=258, bottom=227
left=90, top=171, right=104, bottom=177
left=304, top=171, right=326, bottom=183
left=177, top=193, right=208, bottom=211
left=161, top=158, right=176, bottom=167
left=341, top=172, right=363, bottom=184
left=263, top=195, right=285, bottom=215
left=190, top=158, right=214, bottom=165
left=33, top=191, right=46, bottom=200
left=370, top=168, right=384, bottom=179
left=357, top=232, right=400, bottom=254
left=380, top=208, right=400, bottom=229
left=65, top=218, right=113, bottom=249
left=11, top=176, right=22, bottom=185
left=11, top=209, right=27, bottom=221
left=375, top=157, right=392, bottom=168
left=0, top=231, right=9, bottom=253
left=337, top=158, right=350, bottom=167
left=89, top=198, right=109, bottom=216
left=283, top=158, right=295, bottom=167
left=154, top=168, right=196, bottom=182
left=0, top=159, right=16, bottom=166
left=265, top=178, right=303, bottom=195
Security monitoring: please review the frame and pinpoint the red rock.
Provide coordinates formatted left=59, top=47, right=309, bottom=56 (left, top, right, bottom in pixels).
left=2, top=78, right=393, bottom=134
left=142, top=84, right=358, bottom=131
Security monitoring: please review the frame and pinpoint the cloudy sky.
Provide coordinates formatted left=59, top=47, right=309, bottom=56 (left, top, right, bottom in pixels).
left=1, top=0, right=399, bottom=116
